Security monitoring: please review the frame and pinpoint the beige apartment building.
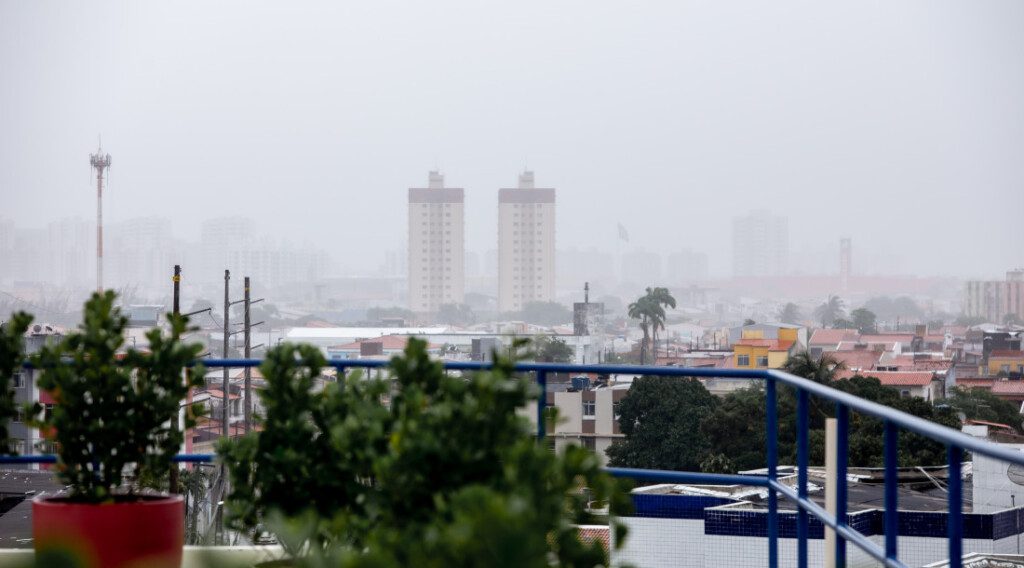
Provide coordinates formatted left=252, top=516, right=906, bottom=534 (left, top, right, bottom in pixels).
left=498, top=171, right=556, bottom=313
left=408, top=171, right=465, bottom=313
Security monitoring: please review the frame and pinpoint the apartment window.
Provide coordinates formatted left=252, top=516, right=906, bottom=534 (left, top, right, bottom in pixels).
left=13, top=371, right=24, bottom=388
left=582, top=437, right=596, bottom=451
left=900, top=390, right=911, bottom=398
left=1002, top=365, right=1012, bottom=374
left=613, top=402, right=621, bottom=420
left=756, top=356, right=769, bottom=368
left=582, top=400, right=596, bottom=417
left=13, top=409, right=24, bottom=423
left=737, top=354, right=750, bottom=367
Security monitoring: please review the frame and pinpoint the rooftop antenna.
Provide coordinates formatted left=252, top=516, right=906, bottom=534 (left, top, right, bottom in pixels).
left=89, top=139, right=112, bottom=293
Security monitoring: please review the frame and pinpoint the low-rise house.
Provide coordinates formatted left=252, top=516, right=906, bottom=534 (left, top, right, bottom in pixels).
left=808, top=328, right=860, bottom=357
left=836, top=370, right=942, bottom=401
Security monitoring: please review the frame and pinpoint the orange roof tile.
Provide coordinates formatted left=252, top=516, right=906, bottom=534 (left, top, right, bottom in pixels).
left=809, top=329, right=860, bottom=345
left=991, top=381, right=1024, bottom=396
left=836, top=370, right=935, bottom=386
left=830, top=350, right=883, bottom=371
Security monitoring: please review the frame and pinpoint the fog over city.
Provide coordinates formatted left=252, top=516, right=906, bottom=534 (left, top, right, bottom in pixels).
left=1, top=1, right=1022, bottom=314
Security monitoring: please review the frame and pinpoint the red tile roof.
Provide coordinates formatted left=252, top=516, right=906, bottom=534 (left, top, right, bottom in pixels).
left=809, top=329, right=860, bottom=346
left=830, top=350, right=883, bottom=371
left=991, top=381, right=1024, bottom=396
left=861, top=334, right=915, bottom=344
left=991, top=351, right=1024, bottom=359
left=836, top=370, right=935, bottom=387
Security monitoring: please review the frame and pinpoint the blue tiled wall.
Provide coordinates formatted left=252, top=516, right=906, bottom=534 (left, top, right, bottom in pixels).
left=631, top=494, right=735, bottom=520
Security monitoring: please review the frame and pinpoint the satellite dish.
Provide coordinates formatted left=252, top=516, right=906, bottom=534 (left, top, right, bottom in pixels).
left=1007, top=464, right=1024, bottom=486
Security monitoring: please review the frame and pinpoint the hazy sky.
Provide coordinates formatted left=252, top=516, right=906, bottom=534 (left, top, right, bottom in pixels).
left=2, top=1, right=1022, bottom=278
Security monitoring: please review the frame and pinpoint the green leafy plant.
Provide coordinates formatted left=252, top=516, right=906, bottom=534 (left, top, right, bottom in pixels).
left=0, top=312, right=33, bottom=454
left=221, top=338, right=630, bottom=566
left=31, top=291, right=204, bottom=502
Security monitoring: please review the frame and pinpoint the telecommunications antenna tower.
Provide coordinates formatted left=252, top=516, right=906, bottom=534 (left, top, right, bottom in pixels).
left=89, top=143, right=111, bottom=293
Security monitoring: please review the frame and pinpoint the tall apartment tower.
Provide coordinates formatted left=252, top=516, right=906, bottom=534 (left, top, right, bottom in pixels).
left=731, top=210, right=789, bottom=277
left=498, top=171, right=556, bottom=313
left=408, top=171, right=465, bottom=313
left=839, top=237, right=852, bottom=291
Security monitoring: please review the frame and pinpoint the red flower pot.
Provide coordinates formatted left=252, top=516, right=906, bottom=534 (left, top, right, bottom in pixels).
left=33, top=494, right=184, bottom=568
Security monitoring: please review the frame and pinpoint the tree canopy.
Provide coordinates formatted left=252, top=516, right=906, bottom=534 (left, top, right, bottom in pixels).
left=533, top=336, right=575, bottom=363
left=947, top=386, right=1024, bottom=433
left=606, top=376, right=718, bottom=471
left=850, top=308, right=878, bottom=334
left=506, top=301, right=573, bottom=326
left=627, top=287, right=676, bottom=365
left=814, top=295, right=845, bottom=327
left=778, top=303, right=802, bottom=325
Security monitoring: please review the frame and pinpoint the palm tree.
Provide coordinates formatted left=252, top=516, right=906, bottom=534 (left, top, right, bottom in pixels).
left=646, top=287, right=676, bottom=359
left=813, top=295, right=846, bottom=327
left=628, top=287, right=677, bottom=364
left=782, top=351, right=845, bottom=384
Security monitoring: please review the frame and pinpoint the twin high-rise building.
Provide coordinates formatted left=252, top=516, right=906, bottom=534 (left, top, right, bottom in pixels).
left=407, top=172, right=466, bottom=313
left=407, top=170, right=556, bottom=314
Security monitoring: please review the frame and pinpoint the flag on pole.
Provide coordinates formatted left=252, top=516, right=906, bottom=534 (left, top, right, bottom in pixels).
left=617, top=223, right=629, bottom=242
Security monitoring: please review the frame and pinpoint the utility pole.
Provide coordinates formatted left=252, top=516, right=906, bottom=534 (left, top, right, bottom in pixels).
left=222, top=270, right=230, bottom=439
left=240, top=277, right=264, bottom=433
left=170, top=265, right=181, bottom=493
left=243, top=277, right=251, bottom=433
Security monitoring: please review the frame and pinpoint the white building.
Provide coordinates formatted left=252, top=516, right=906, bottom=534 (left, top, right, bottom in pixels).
left=408, top=171, right=465, bottom=313
left=732, top=210, right=789, bottom=278
left=498, top=171, right=556, bottom=313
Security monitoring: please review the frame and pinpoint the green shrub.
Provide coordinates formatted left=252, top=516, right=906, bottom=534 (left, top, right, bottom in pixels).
left=31, top=291, right=204, bottom=502
left=221, top=338, right=630, bottom=567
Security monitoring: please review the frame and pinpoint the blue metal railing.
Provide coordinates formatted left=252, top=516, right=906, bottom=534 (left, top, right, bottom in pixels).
left=6, top=357, right=1022, bottom=568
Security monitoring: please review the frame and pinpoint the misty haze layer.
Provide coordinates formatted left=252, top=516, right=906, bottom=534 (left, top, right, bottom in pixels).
left=1, top=0, right=1022, bottom=279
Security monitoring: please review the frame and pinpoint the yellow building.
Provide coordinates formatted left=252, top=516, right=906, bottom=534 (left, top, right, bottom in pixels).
left=988, top=351, right=1024, bottom=377
left=730, top=324, right=803, bottom=369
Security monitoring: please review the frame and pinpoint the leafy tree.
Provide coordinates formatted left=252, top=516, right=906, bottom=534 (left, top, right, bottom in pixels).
left=508, top=301, right=573, bottom=326
left=437, top=303, right=475, bottom=326
left=833, top=318, right=855, bottom=330
left=533, top=336, right=574, bottom=363
left=863, top=296, right=924, bottom=323
left=743, top=318, right=757, bottom=326
left=221, top=339, right=629, bottom=566
left=814, top=295, right=845, bottom=327
left=607, top=376, right=718, bottom=471
left=778, top=303, right=802, bottom=325
left=31, top=291, right=204, bottom=502
left=701, top=368, right=961, bottom=472
left=0, top=312, right=32, bottom=454
left=947, top=386, right=1023, bottom=432
left=850, top=308, right=878, bottom=334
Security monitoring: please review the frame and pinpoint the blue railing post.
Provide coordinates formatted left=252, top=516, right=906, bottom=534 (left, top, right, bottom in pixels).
left=766, top=377, right=778, bottom=568
left=536, top=370, right=547, bottom=439
left=797, top=389, right=809, bottom=568
left=836, top=403, right=849, bottom=568
left=884, top=421, right=899, bottom=561
left=948, top=446, right=963, bottom=568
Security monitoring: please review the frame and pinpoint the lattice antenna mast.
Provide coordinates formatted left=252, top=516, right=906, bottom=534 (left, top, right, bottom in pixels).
left=89, top=144, right=112, bottom=293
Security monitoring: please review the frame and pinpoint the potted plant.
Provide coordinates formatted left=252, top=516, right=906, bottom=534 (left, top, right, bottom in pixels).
left=30, top=291, right=203, bottom=568
left=220, top=338, right=631, bottom=566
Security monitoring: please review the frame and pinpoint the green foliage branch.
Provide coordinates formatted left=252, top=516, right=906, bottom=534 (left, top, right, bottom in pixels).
left=30, top=291, right=204, bottom=502
left=220, top=338, right=631, bottom=567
